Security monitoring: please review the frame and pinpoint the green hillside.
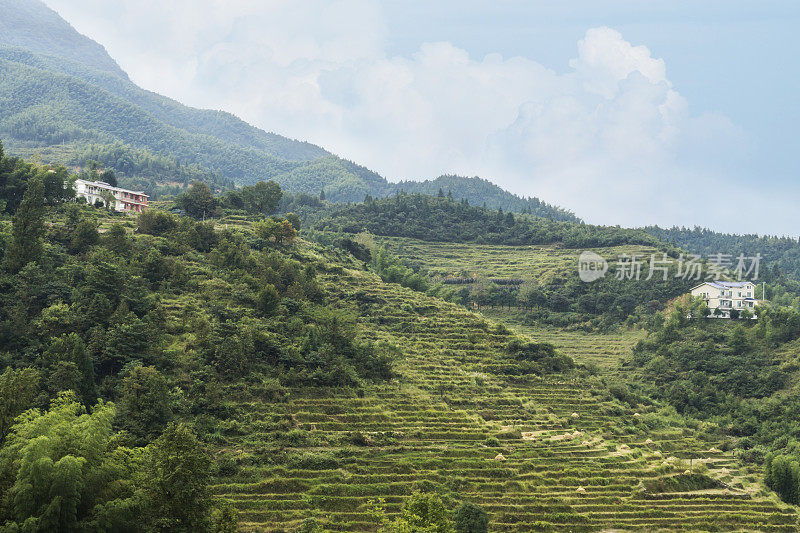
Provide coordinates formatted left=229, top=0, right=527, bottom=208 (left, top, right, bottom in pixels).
left=0, top=47, right=327, bottom=176
left=394, top=175, right=579, bottom=222
left=2, top=151, right=800, bottom=530
left=0, top=0, right=126, bottom=77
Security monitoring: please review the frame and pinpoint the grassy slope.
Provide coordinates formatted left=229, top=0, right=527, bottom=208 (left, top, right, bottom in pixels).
left=198, top=244, right=796, bottom=531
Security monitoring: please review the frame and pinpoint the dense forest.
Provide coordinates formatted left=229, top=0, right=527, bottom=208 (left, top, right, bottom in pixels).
left=313, top=193, right=665, bottom=248
left=0, top=144, right=393, bottom=530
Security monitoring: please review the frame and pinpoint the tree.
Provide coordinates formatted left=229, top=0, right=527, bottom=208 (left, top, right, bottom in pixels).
left=285, top=212, right=301, bottom=231
left=4, top=176, right=45, bottom=272
left=453, top=502, right=488, bottom=533
left=104, top=223, right=131, bottom=255
left=242, top=180, right=282, bottom=215
left=137, top=210, right=178, bottom=236
left=254, top=218, right=296, bottom=244
left=517, top=281, right=546, bottom=309
left=211, top=502, right=238, bottom=533
left=144, top=423, right=212, bottom=532
left=382, top=493, right=453, bottom=533
left=44, top=333, right=97, bottom=407
left=69, top=219, right=100, bottom=253
left=177, top=182, right=218, bottom=219
left=728, top=324, right=749, bottom=355
left=257, top=285, right=281, bottom=317
left=0, top=367, right=40, bottom=443
left=99, top=189, right=117, bottom=211
left=0, top=393, right=145, bottom=532
left=115, top=366, right=172, bottom=444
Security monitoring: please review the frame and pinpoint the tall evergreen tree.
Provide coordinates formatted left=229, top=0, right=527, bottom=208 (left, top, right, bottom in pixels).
left=4, top=176, right=45, bottom=272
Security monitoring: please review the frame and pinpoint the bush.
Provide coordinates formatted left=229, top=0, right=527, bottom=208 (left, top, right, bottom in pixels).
left=137, top=210, right=177, bottom=235
left=764, top=453, right=800, bottom=504
left=299, top=517, right=322, bottom=533
left=257, top=285, right=280, bottom=317
left=454, top=502, right=489, bottom=533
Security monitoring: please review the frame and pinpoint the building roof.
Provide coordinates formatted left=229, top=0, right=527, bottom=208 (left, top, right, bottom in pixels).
left=74, top=178, right=148, bottom=197
left=691, top=280, right=755, bottom=291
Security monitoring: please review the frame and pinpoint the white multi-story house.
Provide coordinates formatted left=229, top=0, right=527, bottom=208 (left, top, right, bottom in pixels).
left=690, top=281, right=758, bottom=318
left=74, top=179, right=149, bottom=213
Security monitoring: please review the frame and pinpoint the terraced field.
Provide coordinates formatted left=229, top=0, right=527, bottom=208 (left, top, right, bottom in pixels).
left=481, top=310, right=644, bottom=370
left=203, top=266, right=797, bottom=531
left=372, top=236, right=658, bottom=282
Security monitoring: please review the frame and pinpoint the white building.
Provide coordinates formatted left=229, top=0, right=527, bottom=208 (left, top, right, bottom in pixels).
left=690, top=281, right=758, bottom=318
left=74, top=179, right=149, bottom=213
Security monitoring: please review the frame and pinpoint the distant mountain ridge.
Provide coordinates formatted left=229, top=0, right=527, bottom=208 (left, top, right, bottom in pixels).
left=0, top=0, right=574, bottom=219
left=394, top=175, right=578, bottom=222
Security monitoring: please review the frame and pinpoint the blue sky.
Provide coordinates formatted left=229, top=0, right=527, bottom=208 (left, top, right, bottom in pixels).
left=45, top=0, right=800, bottom=235
left=380, top=0, right=800, bottom=186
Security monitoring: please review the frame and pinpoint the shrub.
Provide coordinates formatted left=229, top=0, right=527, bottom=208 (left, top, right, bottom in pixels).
left=454, top=502, right=489, bottom=533
left=137, top=210, right=177, bottom=235
left=299, top=517, right=322, bottom=533
left=257, top=285, right=280, bottom=317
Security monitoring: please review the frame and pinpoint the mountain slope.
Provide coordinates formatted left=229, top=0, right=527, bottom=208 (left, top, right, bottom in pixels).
left=0, top=0, right=577, bottom=216
left=0, top=0, right=126, bottom=77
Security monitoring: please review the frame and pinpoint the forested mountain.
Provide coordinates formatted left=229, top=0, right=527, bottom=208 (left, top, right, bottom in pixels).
left=0, top=46, right=330, bottom=178
left=394, top=175, right=579, bottom=222
left=0, top=0, right=576, bottom=216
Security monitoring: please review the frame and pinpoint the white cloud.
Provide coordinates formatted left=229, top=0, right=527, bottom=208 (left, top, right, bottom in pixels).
left=44, top=1, right=783, bottom=233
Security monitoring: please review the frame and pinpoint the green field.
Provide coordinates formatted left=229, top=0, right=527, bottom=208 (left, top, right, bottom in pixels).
left=203, top=266, right=796, bottom=531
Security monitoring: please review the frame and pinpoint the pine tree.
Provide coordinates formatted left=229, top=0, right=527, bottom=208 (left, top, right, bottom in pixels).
left=4, top=177, right=45, bottom=272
